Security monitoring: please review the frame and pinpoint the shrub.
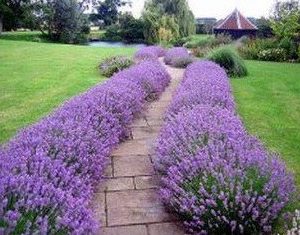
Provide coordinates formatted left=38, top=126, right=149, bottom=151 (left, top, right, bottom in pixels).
left=156, top=105, right=247, bottom=174
left=167, top=61, right=235, bottom=116
left=164, top=47, right=189, bottom=65
left=192, top=46, right=212, bottom=58
left=170, top=56, right=195, bottom=68
left=258, top=48, right=287, bottom=62
left=0, top=60, right=170, bottom=234
left=134, top=46, right=166, bottom=61
left=207, top=47, right=248, bottom=77
left=161, top=143, right=295, bottom=234
left=185, top=34, right=232, bottom=49
left=155, top=61, right=295, bottom=234
left=99, top=56, right=133, bottom=77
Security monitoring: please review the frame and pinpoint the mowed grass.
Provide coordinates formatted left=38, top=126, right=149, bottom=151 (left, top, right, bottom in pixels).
left=231, top=60, right=300, bottom=194
left=0, top=31, right=47, bottom=42
left=0, top=40, right=135, bottom=142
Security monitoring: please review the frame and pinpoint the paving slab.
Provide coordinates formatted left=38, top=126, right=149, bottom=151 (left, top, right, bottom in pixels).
left=100, top=225, right=147, bottom=235
left=114, top=155, right=154, bottom=177
left=134, top=176, right=159, bottom=190
left=111, top=139, right=152, bottom=157
left=106, top=189, right=174, bottom=226
left=97, top=177, right=134, bottom=192
left=148, top=222, right=187, bottom=235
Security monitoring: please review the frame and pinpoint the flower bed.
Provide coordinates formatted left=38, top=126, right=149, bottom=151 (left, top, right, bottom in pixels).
left=155, top=61, right=295, bottom=234
left=0, top=60, right=170, bottom=234
left=164, top=47, right=190, bottom=65
left=134, top=46, right=166, bottom=61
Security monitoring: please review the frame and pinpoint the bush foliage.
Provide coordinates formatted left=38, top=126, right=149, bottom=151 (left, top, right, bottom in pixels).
left=164, top=47, right=189, bottom=65
left=99, top=56, right=133, bottom=77
left=207, top=47, right=248, bottom=77
left=238, top=37, right=299, bottom=62
left=155, top=61, right=295, bottom=234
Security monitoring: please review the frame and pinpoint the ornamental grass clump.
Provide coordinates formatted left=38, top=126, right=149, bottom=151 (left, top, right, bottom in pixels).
left=134, top=46, right=166, bottom=60
left=207, top=47, right=248, bottom=77
left=161, top=143, right=295, bottom=234
left=0, top=60, right=170, bottom=234
left=155, top=60, right=295, bottom=234
left=164, top=47, right=190, bottom=65
left=167, top=61, right=235, bottom=116
left=99, top=56, right=133, bottom=77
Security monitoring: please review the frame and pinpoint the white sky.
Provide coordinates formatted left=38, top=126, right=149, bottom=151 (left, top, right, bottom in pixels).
left=121, top=0, right=276, bottom=19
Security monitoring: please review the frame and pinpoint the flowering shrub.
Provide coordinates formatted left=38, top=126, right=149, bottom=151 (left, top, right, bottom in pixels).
left=167, top=61, right=235, bottom=116
left=258, top=48, right=287, bottom=62
left=161, top=143, right=295, bottom=234
left=0, top=60, right=170, bottom=234
left=155, top=61, right=295, bottom=234
left=99, top=56, right=133, bottom=77
left=169, top=56, right=195, bottom=68
left=156, top=105, right=247, bottom=174
left=286, top=210, right=300, bottom=234
left=134, top=46, right=166, bottom=60
left=164, top=47, right=189, bottom=65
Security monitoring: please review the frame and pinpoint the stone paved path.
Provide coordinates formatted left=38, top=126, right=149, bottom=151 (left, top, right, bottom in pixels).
left=92, top=61, right=186, bottom=235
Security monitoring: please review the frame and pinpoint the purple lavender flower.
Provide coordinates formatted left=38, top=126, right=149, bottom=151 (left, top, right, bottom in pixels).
left=0, top=59, right=170, bottom=234
left=161, top=142, right=295, bottom=234
left=134, top=46, right=166, bottom=60
left=167, top=60, right=235, bottom=116
left=155, top=105, right=247, bottom=174
left=164, top=47, right=190, bottom=65
left=155, top=60, right=296, bottom=234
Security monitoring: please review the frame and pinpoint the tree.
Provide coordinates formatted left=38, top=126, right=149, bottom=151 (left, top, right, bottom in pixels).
left=256, top=17, right=274, bottom=38
left=96, top=0, right=130, bottom=26
left=37, top=0, right=90, bottom=43
left=271, top=0, right=300, bottom=39
left=142, top=0, right=195, bottom=43
left=0, top=0, right=34, bottom=31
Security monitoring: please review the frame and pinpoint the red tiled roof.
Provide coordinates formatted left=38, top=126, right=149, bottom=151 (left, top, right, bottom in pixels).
left=214, top=9, right=257, bottom=30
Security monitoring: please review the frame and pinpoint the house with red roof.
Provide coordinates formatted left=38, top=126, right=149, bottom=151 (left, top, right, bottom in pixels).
left=213, top=9, right=258, bottom=39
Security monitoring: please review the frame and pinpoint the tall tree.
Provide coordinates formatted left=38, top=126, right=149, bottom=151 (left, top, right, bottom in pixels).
left=96, top=0, right=130, bottom=26
left=0, top=0, right=33, bottom=31
left=271, top=0, right=300, bottom=39
left=142, top=0, right=195, bottom=43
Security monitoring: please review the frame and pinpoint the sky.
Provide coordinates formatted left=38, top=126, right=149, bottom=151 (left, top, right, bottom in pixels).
left=121, top=0, right=276, bottom=19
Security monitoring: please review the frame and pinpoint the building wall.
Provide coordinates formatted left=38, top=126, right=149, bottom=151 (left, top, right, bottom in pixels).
left=214, top=29, right=257, bottom=39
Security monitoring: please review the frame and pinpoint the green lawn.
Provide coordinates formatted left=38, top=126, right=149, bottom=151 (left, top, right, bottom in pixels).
left=0, top=40, right=135, bottom=143
left=232, top=60, right=300, bottom=193
left=0, top=31, right=47, bottom=42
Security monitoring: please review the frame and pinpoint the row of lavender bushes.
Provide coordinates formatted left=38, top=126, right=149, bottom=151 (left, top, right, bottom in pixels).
left=155, top=61, right=295, bottom=234
left=164, top=47, right=195, bottom=68
left=0, top=51, right=170, bottom=234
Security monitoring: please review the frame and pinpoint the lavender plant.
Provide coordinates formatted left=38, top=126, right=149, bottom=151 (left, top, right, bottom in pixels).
left=155, top=60, right=295, bottom=234
left=167, top=61, right=235, bottom=116
left=134, top=46, right=166, bottom=61
left=99, top=56, right=133, bottom=77
left=156, top=105, right=247, bottom=174
left=164, top=47, right=190, bottom=65
left=0, top=60, right=170, bottom=234
left=161, top=143, right=295, bottom=234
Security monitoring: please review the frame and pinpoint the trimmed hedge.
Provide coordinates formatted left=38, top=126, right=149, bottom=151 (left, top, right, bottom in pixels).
left=155, top=61, right=295, bottom=234
left=0, top=60, right=170, bottom=234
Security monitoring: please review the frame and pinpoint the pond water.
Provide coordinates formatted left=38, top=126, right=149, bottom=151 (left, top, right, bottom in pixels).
left=88, top=41, right=145, bottom=48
